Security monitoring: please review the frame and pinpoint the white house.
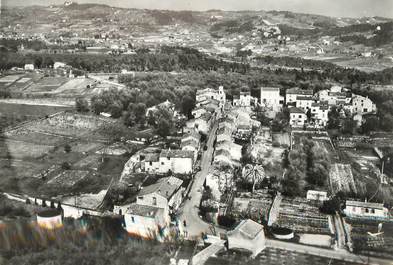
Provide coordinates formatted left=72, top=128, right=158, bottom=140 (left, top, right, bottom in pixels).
left=53, top=62, right=67, bottom=69
left=181, top=130, right=201, bottom=144
left=286, top=88, right=313, bottom=104
left=137, top=176, right=184, bottom=212
left=194, top=113, right=212, bottom=135
left=191, top=106, right=207, bottom=119
left=233, top=92, right=253, bottom=107
left=181, top=139, right=199, bottom=160
left=217, top=133, right=232, bottom=143
left=289, top=107, right=307, bottom=127
left=296, top=96, right=314, bottom=111
left=146, top=100, right=175, bottom=117
left=121, top=203, right=170, bottom=240
left=311, top=102, right=329, bottom=127
left=227, top=219, right=266, bottom=257
left=159, top=150, right=194, bottom=174
left=196, top=86, right=226, bottom=106
left=143, top=153, right=161, bottom=173
left=352, top=95, right=376, bottom=114
left=306, top=190, right=328, bottom=201
left=24, top=64, right=34, bottom=71
left=344, top=200, right=389, bottom=220
left=260, top=87, right=284, bottom=112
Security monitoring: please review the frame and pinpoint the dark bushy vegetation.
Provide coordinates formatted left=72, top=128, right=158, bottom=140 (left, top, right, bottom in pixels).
left=282, top=139, right=331, bottom=197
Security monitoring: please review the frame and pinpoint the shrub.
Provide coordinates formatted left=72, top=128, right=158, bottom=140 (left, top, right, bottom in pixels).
left=61, top=162, right=71, bottom=170
left=217, top=215, right=237, bottom=228
left=64, top=144, right=72, bottom=153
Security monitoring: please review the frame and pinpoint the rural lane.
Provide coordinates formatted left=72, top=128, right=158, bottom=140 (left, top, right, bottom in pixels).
left=178, top=121, right=222, bottom=238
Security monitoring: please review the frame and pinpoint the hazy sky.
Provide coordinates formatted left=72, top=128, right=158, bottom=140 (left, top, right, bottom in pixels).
left=3, top=0, right=393, bottom=18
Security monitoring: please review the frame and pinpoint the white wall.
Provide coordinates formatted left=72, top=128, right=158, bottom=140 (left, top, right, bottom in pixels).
left=344, top=206, right=388, bottom=218
left=261, top=90, right=283, bottom=112
left=290, top=113, right=306, bottom=127
left=145, top=161, right=161, bottom=173
left=172, top=157, right=193, bottom=174
left=137, top=193, right=168, bottom=211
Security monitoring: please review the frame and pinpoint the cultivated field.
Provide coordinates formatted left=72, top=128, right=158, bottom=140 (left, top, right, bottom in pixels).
left=0, top=111, right=128, bottom=198
left=276, top=197, right=331, bottom=235
left=347, top=218, right=393, bottom=259
left=329, top=163, right=357, bottom=195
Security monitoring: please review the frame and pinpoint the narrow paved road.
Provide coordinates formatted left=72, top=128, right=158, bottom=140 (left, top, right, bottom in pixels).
left=178, top=122, right=219, bottom=238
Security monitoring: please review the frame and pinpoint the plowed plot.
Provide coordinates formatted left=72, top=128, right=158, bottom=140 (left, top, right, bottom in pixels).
left=16, top=112, right=111, bottom=137
left=4, top=139, right=53, bottom=159
left=329, top=163, right=357, bottom=194
left=347, top=219, right=393, bottom=259
left=47, top=170, right=90, bottom=188
left=0, top=159, right=46, bottom=179
left=5, top=130, right=67, bottom=146
left=276, top=197, right=331, bottom=234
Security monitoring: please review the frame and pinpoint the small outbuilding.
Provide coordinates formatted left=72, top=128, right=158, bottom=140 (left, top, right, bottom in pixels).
left=227, top=219, right=266, bottom=257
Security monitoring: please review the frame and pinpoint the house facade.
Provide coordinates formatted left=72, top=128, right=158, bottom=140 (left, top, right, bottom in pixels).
left=137, top=176, right=184, bottom=212
left=260, top=87, right=284, bottom=112
left=311, top=102, right=329, bottom=127
left=233, top=92, right=253, bottom=107
left=144, top=153, right=161, bottom=173
left=344, top=200, right=389, bottom=220
left=286, top=88, right=313, bottom=104
left=159, top=150, right=194, bottom=174
left=352, top=95, right=377, bottom=114
left=24, top=64, right=34, bottom=70
left=306, top=190, right=328, bottom=201
left=289, top=107, right=307, bottom=127
left=196, top=86, right=226, bottom=106
left=121, top=204, right=170, bottom=240
left=296, top=96, right=314, bottom=110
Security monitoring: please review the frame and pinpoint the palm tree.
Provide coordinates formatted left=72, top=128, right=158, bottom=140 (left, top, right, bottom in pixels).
left=242, top=164, right=266, bottom=193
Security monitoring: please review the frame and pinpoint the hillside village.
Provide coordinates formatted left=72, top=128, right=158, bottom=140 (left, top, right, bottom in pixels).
left=1, top=67, right=393, bottom=263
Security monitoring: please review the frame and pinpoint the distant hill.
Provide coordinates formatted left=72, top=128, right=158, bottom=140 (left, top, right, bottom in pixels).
left=1, top=3, right=391, bottom=40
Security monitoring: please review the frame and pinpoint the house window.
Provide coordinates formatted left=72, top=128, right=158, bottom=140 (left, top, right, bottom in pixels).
left=167, top=157, right=170, bottom=160
left=161, top=162, right=164, bottom=165
left=149, top=162, right=152, bottom=166
left=365, top=208, right=369, bottom=213
left=138, top=196, right=144, bottom=200
left=153, top=197, right=157, bottom=206
left=131, top=216, right=135, bottom=223
left=371, top=209, right=375, bottom=214
left=298, top=115, right=302, bottom=118
left=363, top=108, right=368, bottom=112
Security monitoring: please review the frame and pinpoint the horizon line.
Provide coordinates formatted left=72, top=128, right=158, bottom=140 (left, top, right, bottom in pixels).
left=2, top=2, right=393, bottom=20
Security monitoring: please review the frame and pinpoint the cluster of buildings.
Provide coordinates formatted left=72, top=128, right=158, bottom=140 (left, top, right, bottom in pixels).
left=113, top=86, right=229, bottom=239
left=188, top=86, right=226, bottom=135
left=287, top=86, right=376, bottom=128
left=259, top=85, right=376, bottom=128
